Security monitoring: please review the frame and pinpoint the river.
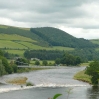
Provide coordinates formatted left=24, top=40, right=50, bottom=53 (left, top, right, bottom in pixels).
left=0, top=66, right=99, bottom=99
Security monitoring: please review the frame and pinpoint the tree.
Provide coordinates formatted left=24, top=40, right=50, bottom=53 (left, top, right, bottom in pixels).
left=0, top=57, right=13, bottom=74
left=12, top=64, right=17, bottom=73
left=10, top=61, right=17, bottom=73
left=42, top=60, right=48, bottom=66
left=0, top=50, right=4, bottom=56
left=75, top=56, right=82, bottom=65
left=35, top=60, right=40, bottom=66
left=85, top=61, right=99, bottom=85
left=15, top=58, right=29, bottom=65
left=61, top=53, right=75, bottom=66
left=0, top=60, right=3, bottom=76
left=55, top=58, right=60, bottom=65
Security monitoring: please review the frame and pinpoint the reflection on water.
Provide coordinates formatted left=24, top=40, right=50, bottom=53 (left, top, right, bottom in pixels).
left=87, top=86, right=99, bottom=99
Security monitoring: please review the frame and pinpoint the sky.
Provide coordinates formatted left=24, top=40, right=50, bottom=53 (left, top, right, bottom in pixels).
left=0, top=0, right=99, bottom=39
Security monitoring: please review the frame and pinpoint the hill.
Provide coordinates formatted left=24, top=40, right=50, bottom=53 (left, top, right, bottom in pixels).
left=0, top=25, right=98, bottom=56
left=90, top=39, right=99, bottom=45
left=30, top=27, right=97, bottom=48
left=0, top=25, right=97, bottom=48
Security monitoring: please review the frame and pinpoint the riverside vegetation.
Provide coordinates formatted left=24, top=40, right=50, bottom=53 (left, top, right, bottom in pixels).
left=74, top=60, right=99, bottom=86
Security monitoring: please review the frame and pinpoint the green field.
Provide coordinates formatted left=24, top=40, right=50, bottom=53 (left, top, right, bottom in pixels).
left=90, top=39, right=99, bottom=45
left=74, top=70, right=91, bottom=84
left=0, top=34, right=74, bottom=56
left=0, top=34, right=36, bottom=42
left=0, top=40, right=27, bottom=49
left=90, top=39, right=99, bottom=51
left=0, top=25, right=8, bottom=28
left=5, top=50, right=25, bottom=56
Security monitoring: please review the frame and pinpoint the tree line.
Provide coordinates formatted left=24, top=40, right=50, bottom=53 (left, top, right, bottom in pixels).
left=24, top=48, right=99, bottom=62
left=24, top=50, right=64, bottom=60
left=0, top=50, right=18, bottom=76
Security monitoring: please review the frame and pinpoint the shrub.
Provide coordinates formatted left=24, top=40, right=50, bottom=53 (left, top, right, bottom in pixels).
left=26, top=82, right=34, bottom=86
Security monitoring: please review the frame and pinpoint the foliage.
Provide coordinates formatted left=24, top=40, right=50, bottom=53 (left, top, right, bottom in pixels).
left=74, top=70, right=91, bottom=84
left=24, top=50, right=64, bottom=60
left=70, top=48, right=99, bottom=62
left=60, top=53, right=82, bottom=66
left=30, top=27, right=98, bottom=48
left=55, top=58, right=60, bottom=65
left=49, top=88, right=73, bottom=99
left=15, top=57, right=29, bottom=66
left=0, top=50, right=4, bottom=56
left=0, top=56, right=13, bottom=74
left=26, top=82, right=34, bottom=86
left=11, top=64, right=18, bottom=73
left=0, top=26, right=49, bottom=46
left=52, top=94, right=62, bottom=99
left=0, top=25, right=97, bottom=48
left=42, top=60, right=48, bottom=66
left=35, top=60, right=40, bottom=65
left=85, top=61, right=99, bottom=85
left=66, top=88, right=73, bottom=99
left=0, top=60, right=6, bottom=76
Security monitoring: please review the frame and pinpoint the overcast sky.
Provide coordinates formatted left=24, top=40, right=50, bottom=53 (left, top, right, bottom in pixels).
left=0, top=0, right=99, bottom=39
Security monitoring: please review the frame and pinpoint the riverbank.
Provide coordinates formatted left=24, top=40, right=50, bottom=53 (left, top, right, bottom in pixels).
left=6, top=77, right=28, bottom=85
left=73, top=70, right=92, bottom=84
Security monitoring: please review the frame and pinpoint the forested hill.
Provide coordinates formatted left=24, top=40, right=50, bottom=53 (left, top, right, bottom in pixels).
left=0, top=25, right=98, bottom=48
left=30, top=27, right=98, bottom=48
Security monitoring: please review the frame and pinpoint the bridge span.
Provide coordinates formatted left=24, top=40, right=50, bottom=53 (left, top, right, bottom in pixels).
left=17, top=65, right=65, bottom=69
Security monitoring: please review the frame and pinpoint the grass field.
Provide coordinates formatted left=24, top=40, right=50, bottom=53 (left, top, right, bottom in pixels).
left=5, top=46, right=74, bottom=56
left=5, top=50, right=25, bottom=56
left=0, top=34, right=36, bottom=42
left=0, top=34, right=74, bottom=56
left=73, top=70, right=91, bottom=84
left=0, top=40, right=28, bottom=49
left=0, top=25, right=8, bottom=28
left=90, top=39, right=99, bottom=45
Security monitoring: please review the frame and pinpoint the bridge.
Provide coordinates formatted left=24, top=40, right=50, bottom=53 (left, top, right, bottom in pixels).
left=17, top=65, right=65, bottom=69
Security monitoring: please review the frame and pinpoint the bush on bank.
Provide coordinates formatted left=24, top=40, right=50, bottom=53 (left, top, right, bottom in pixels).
left=73, top=70, right=92, bottom=84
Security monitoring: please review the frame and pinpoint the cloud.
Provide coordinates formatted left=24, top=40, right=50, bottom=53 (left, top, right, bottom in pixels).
left=0, top=0, right=99, bottom=39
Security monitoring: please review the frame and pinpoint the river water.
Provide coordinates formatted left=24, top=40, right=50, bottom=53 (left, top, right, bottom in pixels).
left=0, top=66, right=99, bottom=99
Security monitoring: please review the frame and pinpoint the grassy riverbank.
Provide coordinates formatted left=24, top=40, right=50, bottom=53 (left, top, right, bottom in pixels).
left=6, top=77, right=28, bottom=85
left=73, top=70, right=92, bottom=84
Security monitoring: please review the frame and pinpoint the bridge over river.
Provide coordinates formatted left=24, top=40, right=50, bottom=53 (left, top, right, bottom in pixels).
left=17, top=65, right=67, bottom=69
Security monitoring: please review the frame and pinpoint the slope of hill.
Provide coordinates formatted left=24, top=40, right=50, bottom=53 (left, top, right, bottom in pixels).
left=0, top=25, right=98, bottom=50
left=90, top=39, right=99, bottom=51
left=30, top=27, right=97, bottom=48
left=90, top=39, right=99, bottom=45
left=0, top=25, right=49, bottom=46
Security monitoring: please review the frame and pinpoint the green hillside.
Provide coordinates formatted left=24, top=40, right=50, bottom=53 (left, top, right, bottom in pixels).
left=90, top=39, right=99, bottom=51
left=0, top=25, right=49, bottom=46
left=0, top=25, right=98, bottom=56
left=90, top=39, right=99, bottom=45
left=30, top=27, right=97, bottom=48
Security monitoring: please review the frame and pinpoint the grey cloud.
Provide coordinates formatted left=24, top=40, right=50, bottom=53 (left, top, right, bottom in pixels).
left=0, top=0, right=99, bottom=30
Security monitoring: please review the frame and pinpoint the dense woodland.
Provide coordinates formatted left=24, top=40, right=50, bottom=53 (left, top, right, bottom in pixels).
left=24, top=50, right=64, bottom=60
left=24, top=48, right=99, bottom=63
left=30, top=27, right=98, bottom=48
